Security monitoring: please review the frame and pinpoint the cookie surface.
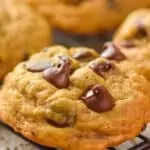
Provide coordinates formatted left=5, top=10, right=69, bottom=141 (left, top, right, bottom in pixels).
left=16, top=0, right=150, bottom=34
left=0, top=45, right=150, bottom=150
left=0, top=0, right=51, bottom=80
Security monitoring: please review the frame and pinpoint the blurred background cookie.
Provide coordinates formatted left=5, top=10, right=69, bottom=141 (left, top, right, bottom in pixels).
left=113, top=9, right=150, bottom=82
left=17, top=0, right=150, bottom=35
left=114, top=9, right=150, bottom=46
left=0, top=0, right=51, bottom=80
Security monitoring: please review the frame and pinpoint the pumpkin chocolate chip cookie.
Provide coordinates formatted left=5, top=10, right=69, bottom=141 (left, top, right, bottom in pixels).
left=0, top=45, right=150, bottom=150
left=113, top=9, right=150, bottom=82
left=16, top=0, right=150, bottom=34
left=0, top=0, right=51, bottom=80
left=114, top=9, right=150, bottom=46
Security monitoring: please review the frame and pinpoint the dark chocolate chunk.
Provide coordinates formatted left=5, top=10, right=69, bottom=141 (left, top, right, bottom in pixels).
left=73, top=51, right=96, bottom=61
left=81, top=84, right=114, bottom=113
left=100, top=42, right=126, bottom=61
left=43, top=56, right=71, bottom=88
left=90, top=61, right=114, bottom=77
left=26, top=60, right=51, bottom=72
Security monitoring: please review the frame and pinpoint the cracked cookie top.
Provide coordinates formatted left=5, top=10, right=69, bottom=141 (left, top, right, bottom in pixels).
left=0, top=45, right=150, bottom=150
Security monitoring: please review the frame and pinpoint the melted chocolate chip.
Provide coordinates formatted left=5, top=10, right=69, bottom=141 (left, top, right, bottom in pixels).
left=26, top=60, right=52, bottom=72
left=81, top=84, right=114, bottom=113
left=120, top=40, right=136, bottom=48
left=73, top=51, right=96, bottom=61
left=90, top=61, right=114, bottom=77
left=43, top=56, right=71, bottom=88
left=47, top=119, right=72, bottom=128
left=100, top=42, right=126, bottom=61
left=135, top=22, right=148, bottom=38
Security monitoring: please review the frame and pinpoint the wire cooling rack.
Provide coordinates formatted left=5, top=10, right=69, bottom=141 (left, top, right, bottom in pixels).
left=1, top=28, right=150, bottom=150
left=0, top=121, right=150, bottom=150
left=38, top=134, right=150, bottom=150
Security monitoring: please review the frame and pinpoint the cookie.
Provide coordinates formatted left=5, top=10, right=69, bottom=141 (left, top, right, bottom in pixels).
left=0, top=0, right=51, bottom=80
left=114, top=9, right=150, bottom=46
left=113, top=9, right=150, bottom=81
left=0, top=45, right=150, bottom=150
left=16, top=0, right=150, bottom=34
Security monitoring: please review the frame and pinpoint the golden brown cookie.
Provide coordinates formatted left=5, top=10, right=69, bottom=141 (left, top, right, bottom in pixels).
left=113, top=9, right=150, bottom=82
left=16, top=0, right=150, bottom=34
left=0, top=45, right=150, bottom=150
left=114, top=9, right=150, bottom=46
left=0, top=0, right=51, bottom=80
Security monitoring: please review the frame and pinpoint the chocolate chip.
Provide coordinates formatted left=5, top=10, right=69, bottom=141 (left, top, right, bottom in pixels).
left=73, top=51, right=96, bottom=61
left=120, top=40, right=136, bottom=48
left=135, top=22, right=148, bottom=38
left=43, top=56, right=71, bottom=88
left=47, top=120, right=70, bottom=128
left=100, top=42, right=126, bottom=61
left=26, top=60, right=52, bottom=72
left=81, top=84, right=114, bottom=113
left=90, top=61, right=114, bottom=77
